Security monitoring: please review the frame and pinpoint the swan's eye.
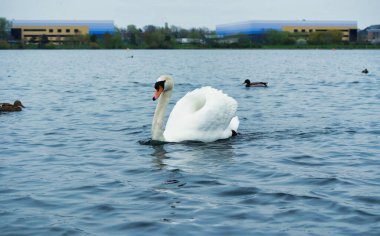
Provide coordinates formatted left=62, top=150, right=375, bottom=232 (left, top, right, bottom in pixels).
left=154, top=81, right=165, bottom=90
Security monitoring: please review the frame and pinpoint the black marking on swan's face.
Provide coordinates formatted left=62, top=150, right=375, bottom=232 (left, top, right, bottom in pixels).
left=153, top=80, right=166, bottom=101
left=154, top=81, right=166, bottom=91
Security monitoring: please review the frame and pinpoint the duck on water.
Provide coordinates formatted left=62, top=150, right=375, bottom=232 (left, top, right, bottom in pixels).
left=243, top=79, right=268, bottom=87
left=0, top=100, right=25, bottom=112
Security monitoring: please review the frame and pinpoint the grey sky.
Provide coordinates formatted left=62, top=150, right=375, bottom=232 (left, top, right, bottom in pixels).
left=1, top=0, right=379, bottom=29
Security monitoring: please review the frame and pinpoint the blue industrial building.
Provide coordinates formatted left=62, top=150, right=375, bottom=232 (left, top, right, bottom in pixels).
left=216, top=20, right=358, bottom=41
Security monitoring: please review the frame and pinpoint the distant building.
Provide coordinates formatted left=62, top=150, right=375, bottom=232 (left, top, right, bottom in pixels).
left=10, top=20, right=115, bottom=44
left=368, top=29, right=380, bottom=44
left=216, top=20, right=358, bottom=42
left=176, top=38, right=204, bottom=44
left=359, top=25, right=380, bottom=44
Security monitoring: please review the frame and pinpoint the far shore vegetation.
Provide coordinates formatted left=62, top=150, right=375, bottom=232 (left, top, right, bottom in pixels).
left=1, top=17, right=379, bottom=50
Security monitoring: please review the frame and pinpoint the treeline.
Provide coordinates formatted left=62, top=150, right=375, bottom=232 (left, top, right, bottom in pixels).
left=0, top=17, right=11, bottom=49
left=264, top=29, right=345, bottom=45
left=120, top=24, right=213, bottom=49
left=1, top=17, right=379, bottom=49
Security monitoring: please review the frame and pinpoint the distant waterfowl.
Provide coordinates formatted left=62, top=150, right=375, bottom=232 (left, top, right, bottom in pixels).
left=362, top=69, right=368, bottom=74
left=152, top=75, right=239, bottom=142
left=243, top=79, right=268, bottom=87
left=0, top=100, right=25, bottom=112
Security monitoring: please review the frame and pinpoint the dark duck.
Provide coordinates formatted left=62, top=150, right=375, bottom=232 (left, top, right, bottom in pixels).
left=0, top=100, right=25, bottom=112
left=243, top=79, right=268, bottom=87
left=362, top=69, right=368, bottom=74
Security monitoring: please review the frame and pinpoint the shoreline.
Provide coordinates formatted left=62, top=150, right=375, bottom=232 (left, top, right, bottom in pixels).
left=1, top=47, right=379, bottom=50
left=1, top=43, right=380, bottom=50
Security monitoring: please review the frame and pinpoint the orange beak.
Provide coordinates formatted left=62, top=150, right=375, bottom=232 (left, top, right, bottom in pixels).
left=152, top=85, right=164, bottom=101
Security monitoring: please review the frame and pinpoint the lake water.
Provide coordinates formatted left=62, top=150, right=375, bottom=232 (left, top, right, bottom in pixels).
left=0, top=49, right=379, bottom=235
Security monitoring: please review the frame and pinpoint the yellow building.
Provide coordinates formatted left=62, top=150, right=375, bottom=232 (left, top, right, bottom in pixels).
left=15, top=25, right=88, bottom=44
left=282, top=25, right=356, bottom=42
left=11, top=20, right=115, bottom=44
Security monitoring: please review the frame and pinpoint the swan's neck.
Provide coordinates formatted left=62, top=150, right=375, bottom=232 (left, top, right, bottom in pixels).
left=152, top=90, right=172, bottom=141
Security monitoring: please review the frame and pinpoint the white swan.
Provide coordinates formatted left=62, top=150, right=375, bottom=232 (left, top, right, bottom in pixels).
left=151, top=75, right=239, bottom=142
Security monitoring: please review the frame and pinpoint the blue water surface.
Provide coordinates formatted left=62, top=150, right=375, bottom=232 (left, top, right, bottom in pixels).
left=1, top=49, right=380, bottom=235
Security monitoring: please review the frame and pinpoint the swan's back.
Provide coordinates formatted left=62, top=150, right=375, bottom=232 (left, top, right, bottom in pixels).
left=164, top=86, right=238, bottom=142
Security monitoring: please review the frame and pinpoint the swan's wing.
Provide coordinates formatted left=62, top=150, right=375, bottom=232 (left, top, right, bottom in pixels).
left=164, top=86, right=238, bottom=142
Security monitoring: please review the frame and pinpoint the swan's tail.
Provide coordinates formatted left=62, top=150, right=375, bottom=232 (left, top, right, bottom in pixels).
left=229, top=116, right=239, bottom=134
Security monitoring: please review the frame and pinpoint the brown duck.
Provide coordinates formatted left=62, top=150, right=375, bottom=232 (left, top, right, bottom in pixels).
left=243, top=79, right=268, bottom=87
left=0, top=100, right=25, bottom=112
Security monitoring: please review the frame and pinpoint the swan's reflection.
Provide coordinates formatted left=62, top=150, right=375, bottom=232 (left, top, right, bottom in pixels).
left=150, top=139, right=237, bottom=171
left=177, top=141, right=236, bottom=166
left=151, top=144, right=169, bottom=169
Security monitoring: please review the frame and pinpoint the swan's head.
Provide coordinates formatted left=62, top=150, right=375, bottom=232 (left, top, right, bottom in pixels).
left=152, top=75, right=174, bottom=101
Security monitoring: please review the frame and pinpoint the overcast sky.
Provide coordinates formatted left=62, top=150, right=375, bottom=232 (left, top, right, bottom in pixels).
left=1, top=0, right=379, bottom=29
